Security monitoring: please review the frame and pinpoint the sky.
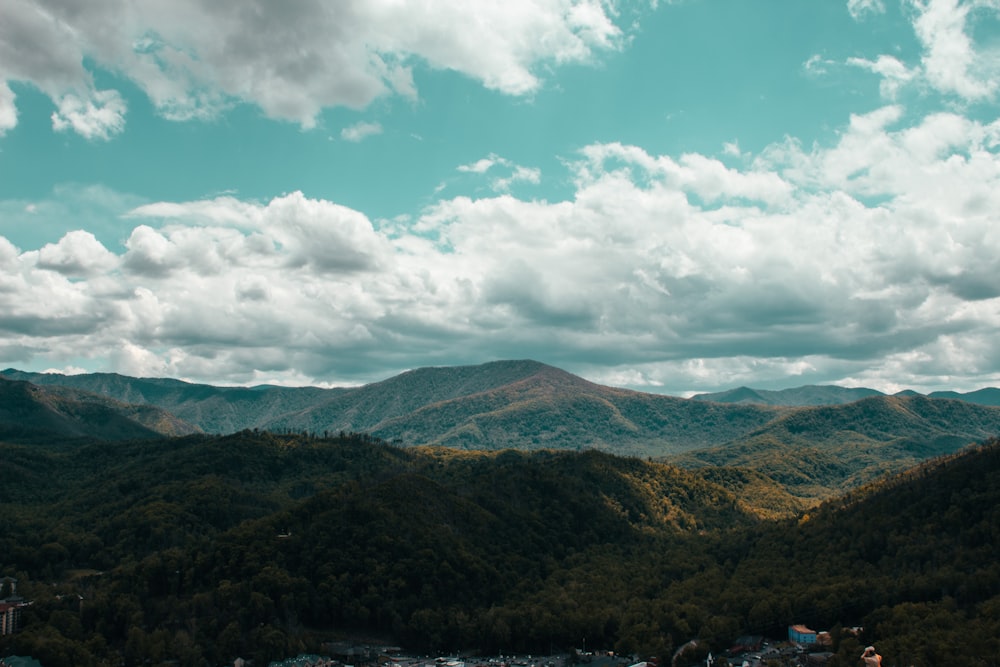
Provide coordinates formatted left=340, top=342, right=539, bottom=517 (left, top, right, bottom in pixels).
left=1, top=0, right=1000, bottom=396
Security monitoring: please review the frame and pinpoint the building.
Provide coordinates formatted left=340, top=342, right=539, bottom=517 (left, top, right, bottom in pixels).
left=1, top=576, right=30, bottom=636
left=0, top=601, right=23, bottom=636
left=788, top=625, right=818, bottom=644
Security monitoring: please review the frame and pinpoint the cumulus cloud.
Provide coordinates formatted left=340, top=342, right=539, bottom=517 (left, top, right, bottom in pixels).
left=0, top=0, right=626, bottom=135
left=51, top=90, right=127, bottom=140
left=124, top=191, right=389, bottom=277
left=36, top=231, right=118, bottom=277
left=911, top=0, right=999, bottom=101
left=5, top=101, right=1000, bottom=392
left=829, top=0, right=1000, bottom=106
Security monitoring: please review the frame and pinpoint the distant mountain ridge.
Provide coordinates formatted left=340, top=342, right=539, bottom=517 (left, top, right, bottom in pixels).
left=2, top=361, right=783, bottom=454
left=691, top=384, right=884, bottom=406
left=0, top=368, right=334, bottom=433
left=4, top=361, right=1000, bottom=504
left=691, top=383, right=1000, bottom=406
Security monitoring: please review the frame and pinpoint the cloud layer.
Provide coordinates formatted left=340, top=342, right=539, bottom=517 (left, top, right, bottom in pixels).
left=4, top=104, right=1000, bottom=392
left=0, top=0, right=625, bottom=136
left=2, top=0, right=1000, bottom=394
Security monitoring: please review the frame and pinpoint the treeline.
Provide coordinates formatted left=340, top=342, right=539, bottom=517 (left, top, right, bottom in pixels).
left=2, top=433, right=1000, bottom=666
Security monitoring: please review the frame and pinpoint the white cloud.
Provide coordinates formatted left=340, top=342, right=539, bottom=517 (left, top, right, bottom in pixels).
left=493, top=165, right=542, bottom=192
left=0, top=0, right=627, bottom=132
left=912, top=0, right=999, bottom=101
left=341, top=121, right=383, bottom=142
left=458, top=156, right=502, bottom=174
left=457, top=154, right=543, bottom=192
left=833, top=1, right=999, bottom=106
left=3, top=105, right=1000, bottom=393
left=579, top=142, right=793, bottom=205
left=0, top=82, right=16, bottom=135
left=36, top=230, right=118, bottom=277
left=847, top=55, right=919, bottom=99
left=848, top=0, right=886, bottom=20
left=51, top=90, right=127, bottom=141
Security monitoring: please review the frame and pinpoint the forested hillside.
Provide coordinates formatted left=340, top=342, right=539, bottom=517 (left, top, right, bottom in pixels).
left=1, top=362, right=785, bottom=456
left=7, top=363, right=1000, bottom=496
left=668, top=394, right=1000, bottom=498
left=2, top=432, right=999, bottom=666
left=0, top=376, right=199, bottom=442
left=0, top=368, right=333, bottom=434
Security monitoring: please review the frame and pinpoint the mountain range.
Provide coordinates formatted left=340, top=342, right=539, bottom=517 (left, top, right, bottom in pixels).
left=3, top=361, right=1000, bottom=664
left=4, top=360, right=1000, bottom=509
left=691, top=383, right=1000, bottom=406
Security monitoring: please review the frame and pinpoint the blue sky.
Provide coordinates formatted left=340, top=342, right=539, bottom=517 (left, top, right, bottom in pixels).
left=1, top=0, right=1000, bottom=395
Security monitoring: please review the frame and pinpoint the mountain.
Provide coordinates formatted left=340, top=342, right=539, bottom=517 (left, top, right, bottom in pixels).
left=693, top=383, right=1000, bottom=407
left=269, top=361, right=785, bottom=455
left=668, top=394, right=1000, bottom=499
left=691, top=384, right=885, bottom=406
left=0, top=367, right=333, bottom=433
left=2, top=361, right=784, bottom=456
left=0, top=376, right=199, bottom=442
left=928, top=386, right=1000, bottom=406
left=5, top=362, right=1000, bottom=502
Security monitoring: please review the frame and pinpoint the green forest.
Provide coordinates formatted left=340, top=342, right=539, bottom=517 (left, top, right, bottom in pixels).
left=2, top=430, right=1000, bottom=667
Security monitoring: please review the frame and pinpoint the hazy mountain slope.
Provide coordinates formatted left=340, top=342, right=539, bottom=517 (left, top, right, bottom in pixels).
left=1, top=368, right=334, bottom=433
left=928, top=386, right=1000, bottom=406
left=0, top=377, right=198, bottom=442
left=668, top=394, right=1000, bottom=499
left=693, top=384, right=1000, bottom=407
left=691, top=384, right=885, bottom=406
